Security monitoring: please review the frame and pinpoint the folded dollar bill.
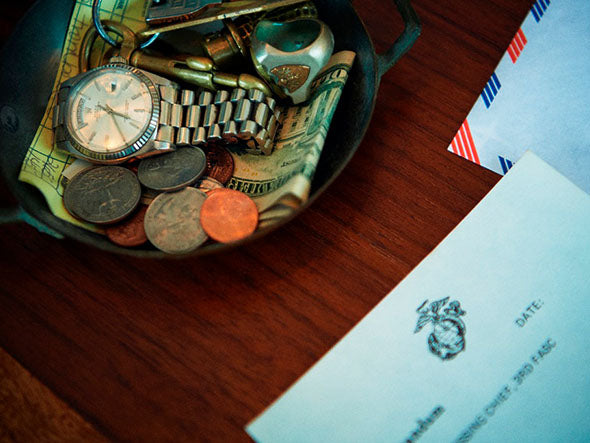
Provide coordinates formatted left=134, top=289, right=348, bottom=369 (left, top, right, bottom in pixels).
left=228, top=50, right=356, bottom=222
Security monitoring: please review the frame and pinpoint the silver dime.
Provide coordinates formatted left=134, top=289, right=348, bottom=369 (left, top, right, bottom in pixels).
left=137, top=147, right=207, bottom=191
left=194, top=176, right=224, bottom=194
left=144, top=187, right=208, bottom=254
left=63, top=166, right=141, bottom=224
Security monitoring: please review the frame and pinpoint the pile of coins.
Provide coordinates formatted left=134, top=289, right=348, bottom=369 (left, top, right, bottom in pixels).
left=63, top=145, right=259, bottom=254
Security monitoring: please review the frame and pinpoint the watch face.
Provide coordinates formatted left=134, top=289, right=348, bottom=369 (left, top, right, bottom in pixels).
left=65, top=65, right=158, bottom=159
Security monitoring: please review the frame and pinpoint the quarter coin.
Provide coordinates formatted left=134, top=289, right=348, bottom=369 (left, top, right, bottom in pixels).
left=204, top=145, right=234, bottom=184
left=137, top=147, right=207, bottom=191
left=200, top=189, right=258, bottom=243
left=63, top=166, right=141, bottom=224
left=144, top=187, right=208, bottom=254
left=105, top=205, right=149, bottom=247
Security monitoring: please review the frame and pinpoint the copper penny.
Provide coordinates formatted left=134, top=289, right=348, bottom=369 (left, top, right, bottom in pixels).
left=200, top=189, right=258, bottom=243
left=204, top=145, right=234, bottom=184
left=105, top=206, right=148, bottom=247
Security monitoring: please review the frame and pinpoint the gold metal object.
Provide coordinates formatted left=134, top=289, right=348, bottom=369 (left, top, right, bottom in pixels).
left=201, top=2, right=318, bottom=68
left=129, top=52, right=273, bottom=95
left=261, top=1, right=318, bottom=22
left=270, top=65, right=310, bottom=93
left=202, top=20, right=250, bottom=68
left=184, top=56, right=215, bottom=72
left=79, top=22, right=272, bottom=96
left=130, top=52, right=215, bottom=90
left=139, top=0, right=307, bottom=37
left=250, top=55, right=287, bottom=99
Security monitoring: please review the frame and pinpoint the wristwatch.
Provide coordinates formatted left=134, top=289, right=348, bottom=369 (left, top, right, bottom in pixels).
left=53, top=62, right=282, bottom=164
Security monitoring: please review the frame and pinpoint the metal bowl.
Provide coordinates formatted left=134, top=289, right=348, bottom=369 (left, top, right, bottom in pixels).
left=0, top=0, right=420, bottom=257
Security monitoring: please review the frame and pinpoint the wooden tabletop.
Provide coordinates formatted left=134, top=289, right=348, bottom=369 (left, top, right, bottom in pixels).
left=0, top=0, right=533, bottom=440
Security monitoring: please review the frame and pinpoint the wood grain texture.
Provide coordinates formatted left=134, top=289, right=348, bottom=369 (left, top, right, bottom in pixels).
left=0, top=349, right=107, bottom=442
left=0, top=0, right=533, bottom=440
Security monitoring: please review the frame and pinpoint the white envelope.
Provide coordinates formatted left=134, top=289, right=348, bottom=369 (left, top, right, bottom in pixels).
left=247, top=152, right=590, bottom=442
left=448, top=0, right=590, bottom=193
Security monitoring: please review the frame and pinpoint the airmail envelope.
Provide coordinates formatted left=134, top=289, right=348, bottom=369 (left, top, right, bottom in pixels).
left=247, top=152, right=590, bottom=442
left=448, top=0, right=590, bottom=193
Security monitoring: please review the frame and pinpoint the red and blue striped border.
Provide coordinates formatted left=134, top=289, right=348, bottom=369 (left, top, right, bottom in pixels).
left=498, top=156, right=514, bottom=173
left=531, top=0, right=551, bottom=22
left=450, top=1, right=550, bottom=168
left=507, top=29, right=527, bottom=63
left=481, top=72, right=501, bottom=108
left=450, top=120, right=480, bottom=164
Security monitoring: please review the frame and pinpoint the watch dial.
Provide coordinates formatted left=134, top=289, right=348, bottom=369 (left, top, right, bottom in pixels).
left=67, top=67, right=154, bottom=154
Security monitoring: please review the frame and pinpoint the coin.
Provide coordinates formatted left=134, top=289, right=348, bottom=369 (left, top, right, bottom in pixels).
left=137, top=147, right=207, bottom=191
left=200, top=189, right=258, bottom=243
left=105, top=206, right=148, bottom=247
left=144, top=187, right=208, bottom=254
left=195, top=176, right=224, bottom=194
left=63, top=166, right=141, bottom=224
left=203, top=145, right=234, bottom=184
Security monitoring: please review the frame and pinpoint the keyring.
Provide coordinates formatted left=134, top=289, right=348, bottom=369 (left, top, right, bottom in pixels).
left=79, top=21, right=128, bottom=72
left=92, top=0, right=159, bottom=49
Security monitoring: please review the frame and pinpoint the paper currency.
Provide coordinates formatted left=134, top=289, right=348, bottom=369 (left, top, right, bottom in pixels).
left=226, top=50, right=356, bottom=218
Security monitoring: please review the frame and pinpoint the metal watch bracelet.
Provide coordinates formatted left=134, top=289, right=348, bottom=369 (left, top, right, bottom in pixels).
left=158, top=86, right=282, bottom=155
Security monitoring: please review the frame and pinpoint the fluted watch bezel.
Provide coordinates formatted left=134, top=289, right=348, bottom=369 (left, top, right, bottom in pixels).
left=60, top=63, right=161, bottom=163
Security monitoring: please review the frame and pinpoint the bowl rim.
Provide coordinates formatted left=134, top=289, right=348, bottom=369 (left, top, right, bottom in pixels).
left=0, top=0, right=387, bottom=258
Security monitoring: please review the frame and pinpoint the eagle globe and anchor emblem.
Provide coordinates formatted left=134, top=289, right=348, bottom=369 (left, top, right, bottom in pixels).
left=414, top=297, right=466, bottom=360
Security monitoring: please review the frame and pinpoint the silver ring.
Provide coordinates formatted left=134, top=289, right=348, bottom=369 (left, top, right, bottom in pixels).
left=250, top=18, right=334, bottom=104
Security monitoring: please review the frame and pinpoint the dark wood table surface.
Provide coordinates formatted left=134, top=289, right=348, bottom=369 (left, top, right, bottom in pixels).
left=0, top=0, right=533, bottom=440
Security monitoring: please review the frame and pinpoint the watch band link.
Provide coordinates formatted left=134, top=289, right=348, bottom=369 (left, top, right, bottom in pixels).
left=157, top=86, right=282, bottom=155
